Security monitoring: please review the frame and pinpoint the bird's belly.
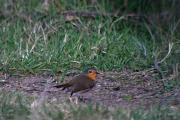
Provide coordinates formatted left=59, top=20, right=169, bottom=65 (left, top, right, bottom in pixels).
left=72, top=81, right=95, bottom=92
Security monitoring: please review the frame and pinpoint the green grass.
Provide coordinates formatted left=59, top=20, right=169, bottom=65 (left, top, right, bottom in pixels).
left=0, top=0, right=179, bottom=74
left=0, top=0, right=180, bottom=119
left=0, top=91, right=179, bottom=120
left=0, top=15, right=146, bottom=73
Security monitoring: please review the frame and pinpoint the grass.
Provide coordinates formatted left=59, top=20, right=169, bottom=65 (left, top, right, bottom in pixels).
left=0, top=0, right=180, bottom=119
left=0, top=15, right=144, bottom=73
left=0, top=91, right=179, bottom=120
left=0, top=0, right=179, bottom=74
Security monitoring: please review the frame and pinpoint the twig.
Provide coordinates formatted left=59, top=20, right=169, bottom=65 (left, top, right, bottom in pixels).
left=158, top=42, right=174, bottom=64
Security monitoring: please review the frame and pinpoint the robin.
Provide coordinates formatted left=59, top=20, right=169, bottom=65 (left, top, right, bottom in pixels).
left=54, top=68, right=99, bottom=96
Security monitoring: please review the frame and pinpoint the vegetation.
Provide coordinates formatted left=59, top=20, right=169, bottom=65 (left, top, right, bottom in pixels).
left=0, top=0, right=179, bottom=119
left=0, top=0, right=179, bottom=73
left=0, top=91, right=179, bottom=120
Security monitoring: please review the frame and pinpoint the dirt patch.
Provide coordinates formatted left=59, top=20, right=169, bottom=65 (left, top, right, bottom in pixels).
left=0, top=69, right=179, bottom=108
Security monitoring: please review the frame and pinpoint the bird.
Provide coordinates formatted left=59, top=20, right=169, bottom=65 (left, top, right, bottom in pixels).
left=54, top=68, right=99, bottom=96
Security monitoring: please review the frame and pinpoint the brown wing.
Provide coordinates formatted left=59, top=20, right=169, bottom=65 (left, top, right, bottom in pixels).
left=54, top=74, right=96, bottom=96
left=53, top=74, right=86, bottom=89
left=70, top=75, right=96, bottom=96
left=54, top=83, right=72, bottom=90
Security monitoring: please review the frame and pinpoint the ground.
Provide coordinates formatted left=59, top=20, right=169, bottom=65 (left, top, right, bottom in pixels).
left=0, top=1, right=179, bottom=119
left=1, top=69, right=179, bottom=109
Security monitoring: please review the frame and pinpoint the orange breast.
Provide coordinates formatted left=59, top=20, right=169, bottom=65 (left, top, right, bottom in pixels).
left=87, top=73, right=97, bottom=80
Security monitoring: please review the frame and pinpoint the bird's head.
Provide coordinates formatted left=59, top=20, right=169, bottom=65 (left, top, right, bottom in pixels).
left=83, top=68, right=99, bottom=80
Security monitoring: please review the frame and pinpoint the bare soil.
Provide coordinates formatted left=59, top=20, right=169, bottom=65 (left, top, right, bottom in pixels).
left=0, top=69, right=180, bottom=108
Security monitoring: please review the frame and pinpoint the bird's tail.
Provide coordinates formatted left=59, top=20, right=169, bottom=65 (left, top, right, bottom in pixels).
left=54, top=83, right=71, bottom=89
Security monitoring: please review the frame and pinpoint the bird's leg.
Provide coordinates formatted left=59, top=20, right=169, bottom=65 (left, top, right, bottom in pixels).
left=70, top=91, right=73, bottom=97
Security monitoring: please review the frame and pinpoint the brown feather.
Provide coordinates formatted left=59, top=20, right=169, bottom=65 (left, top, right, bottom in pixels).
left=54, top=83, right=72, bottom=90
left=54, top=68, right=98, bottom=96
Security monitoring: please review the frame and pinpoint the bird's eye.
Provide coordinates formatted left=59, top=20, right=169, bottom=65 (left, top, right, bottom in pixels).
left=88, top=70, right=92, bottom=73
